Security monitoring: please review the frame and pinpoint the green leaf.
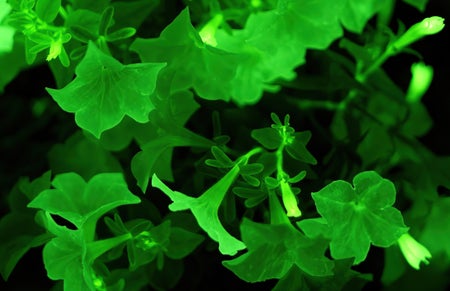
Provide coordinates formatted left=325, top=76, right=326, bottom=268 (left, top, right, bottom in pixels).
left=0, top=213, right=52, bottom=280
left=339, top=0, right=387, bottom=33
left=130, top=8, right=241, bottom=101
left=35, top=0, right=61, bottom=22
left=251, top=127, right=282, bottom=150
left=99, top=6, right=114, bottom=35
left=216, top=0, right=345, bottom=104
left=43, top=230, right=90, bottom=290
left=239, top=163, right=264, bottom=176
left=0, top=0, right=15, bottom=54
left=286, top=131, right=317, bottom=165
left=311, top=171, right=409, bottom=264
left=132, top=133, right=212, bottom=193
left=40, top=213, right=131, bottom=290
left=420, top=197, right=450, bottom=257
left=112, top=0, right=160, bottom=30
left=66, top=9, right=101, bottom=38
left=165, top=226, right=204, bottom=259
left=28, top=172, right=141, bottom=229
left=128, top=220, right=170, bottom=270
left=151, top=165, right=246, bottom=256
left=223, top=219, right=334, bottom=282
left=0, top=38, right=27, bottom=93
left=72, top=0, right=110, bottom=13
left=48, top=131, right=122, bottom=180
left=98, top=87, right=198, bottom=150
left=46, top=42, right=166, bottom=138
left=273, top=259, right=371, bottom=291
left=210, top=146, right=234, bottom=168
left=106, top=27, right=136, bottom=42
left=403, top=0, right=429, bottom=12
left=70, top=25, right=98, bottom=42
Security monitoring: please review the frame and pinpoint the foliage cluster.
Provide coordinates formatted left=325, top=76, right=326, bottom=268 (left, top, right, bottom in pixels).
left=0, top=0, right=449, bottom=290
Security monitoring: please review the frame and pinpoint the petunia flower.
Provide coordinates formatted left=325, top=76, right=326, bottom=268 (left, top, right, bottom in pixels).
left=280, top=178, right=302, bottom=217
left=397, top=233, right=432, bottom=270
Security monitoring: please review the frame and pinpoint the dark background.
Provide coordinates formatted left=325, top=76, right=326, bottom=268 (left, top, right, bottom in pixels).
left=1, top=0, right=449, bottom=290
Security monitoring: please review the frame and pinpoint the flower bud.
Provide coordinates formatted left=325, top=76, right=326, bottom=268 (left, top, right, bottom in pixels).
left=406, top=62, right=434, bottom=103
left=280, top=179, right=301, bottom=217
left=393, top=17, right=445, bottom=50
left=398, top=233, right=432, bottom=270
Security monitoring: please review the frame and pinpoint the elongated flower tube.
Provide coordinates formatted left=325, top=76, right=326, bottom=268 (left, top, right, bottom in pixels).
left=405, top=62, right=434, bottom=103
left=280, top=178, right=301, bottom=217
left=198, top=14, right=223, bottom=47
left=393, top=16, right=445, bottom=51
left=397, top=233, right=432, bottom=270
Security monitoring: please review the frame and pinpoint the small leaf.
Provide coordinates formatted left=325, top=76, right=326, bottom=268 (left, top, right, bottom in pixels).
left=205, top=159, right=227, bottom=168
left=244, top=195, right=267, bottom=208
left=241, top=174, right=260, bottom=187
left=232, top=187, right=265, bottom=199
left=35, top=0, right=61, bottom=22
left=99, top=6, right=114, bottom=36
left=270, top=112, right=282, bottom=126
left=285, top=131, right=317, bottom=165
left=251, top=127, right=282, bottom=150
left=211, top=146, right=234, bottom=168
left=239, top=163, right=264, bottom=176
left=213, top=135, right=231, bottom=145
left=27, top=32, right=53, bottom=44
left=264, top=176, right=279, bottom=189
left=106, top=27, right=136, bottom=42
left=288, top=171, right=307, bottom=183
left=403, top=0, right=429, bottom=12
left=70, top=25, right=98, bottom=42
left=165, top=227, right=204, bottom=259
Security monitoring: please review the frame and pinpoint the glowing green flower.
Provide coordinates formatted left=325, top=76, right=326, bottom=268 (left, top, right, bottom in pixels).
left=46, top=38, right=63, bottom=61
left=393, top=16, right=445, bottom=50
left=280, top=179, right=301, bottom=217
left=398, top=233, right=432, bottom=270
left=198, top=14, right=223, bottom=47
left=406, top=62, right=434, bottom=103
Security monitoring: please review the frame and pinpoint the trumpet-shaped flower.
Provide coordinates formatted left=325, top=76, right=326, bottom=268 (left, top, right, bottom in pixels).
left=398, top=233, right=432, bottom=270
left=280, top=179, right=301, bottom=217
left=393, top=16, right=445, bottom=50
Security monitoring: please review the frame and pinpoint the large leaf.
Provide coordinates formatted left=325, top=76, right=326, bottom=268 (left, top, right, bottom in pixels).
left=311, top=171, right=408, bottom=264
left=28, top=172, right=141, bottom=229
left=216, top=0, right=345, bottom=105
left=130, top=8, right=241, bottom=101
left=48, top=131, right=122, bottom=180
left=0, top=213, right=52, bottom=280
left=223, top=219, right=334, bottom=282
left=151, top=165, right=246, bottom=256
left=47, top=42, right=166, bottom=138
left=35, top=0, right=61, bottom=23
left=339, top=0, right=387, bottom=33
left=132, top=127, right=213, bottom=192
left=420, top=197, right=450, bottom=258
